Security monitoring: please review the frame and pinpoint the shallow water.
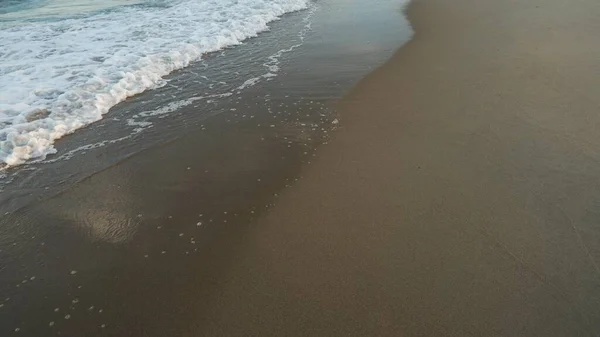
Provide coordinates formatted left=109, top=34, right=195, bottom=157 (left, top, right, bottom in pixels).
left=0, top=0, right=310, bottom=166
left=0, top=0, right=413, bottom=214
left=0, top=1, right=413, bottom=334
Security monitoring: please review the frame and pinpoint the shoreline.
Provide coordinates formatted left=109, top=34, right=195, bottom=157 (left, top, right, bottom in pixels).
left=0, top=1, right=413, bottom=335
left=3, top=0, right=600, bottom=335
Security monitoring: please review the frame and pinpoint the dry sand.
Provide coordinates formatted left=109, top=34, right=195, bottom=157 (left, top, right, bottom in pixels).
left=187, top=0, right=600, bottom=335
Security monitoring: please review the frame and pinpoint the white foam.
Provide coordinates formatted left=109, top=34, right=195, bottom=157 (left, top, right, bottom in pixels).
left=236, top=4, right=315, bottom=91
left=0, top=0, right=309, bottom=167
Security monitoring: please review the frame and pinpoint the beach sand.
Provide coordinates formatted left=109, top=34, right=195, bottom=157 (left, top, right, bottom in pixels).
left=187, top=0, right=600, bottom=335
left=3, top=0, right=600, bottom=335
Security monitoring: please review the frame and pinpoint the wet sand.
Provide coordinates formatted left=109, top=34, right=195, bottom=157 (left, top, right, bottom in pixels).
left=193, top=0, right=600, bottom=335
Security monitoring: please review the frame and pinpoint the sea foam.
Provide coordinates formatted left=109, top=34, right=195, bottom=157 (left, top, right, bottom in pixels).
left=0, top=0, right=309, bottom=167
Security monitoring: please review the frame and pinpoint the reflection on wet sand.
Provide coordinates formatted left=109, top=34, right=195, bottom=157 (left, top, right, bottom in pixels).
left=0, top=96, right=335, bottom=336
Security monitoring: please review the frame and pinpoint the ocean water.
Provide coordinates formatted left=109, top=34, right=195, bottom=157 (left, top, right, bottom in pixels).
left=0, top=0, right=309, bottom=167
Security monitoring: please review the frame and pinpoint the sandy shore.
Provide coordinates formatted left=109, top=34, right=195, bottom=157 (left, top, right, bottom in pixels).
left=3, top=0, right=600, bottom=335
left=190, top=0, right=600, bottom=335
